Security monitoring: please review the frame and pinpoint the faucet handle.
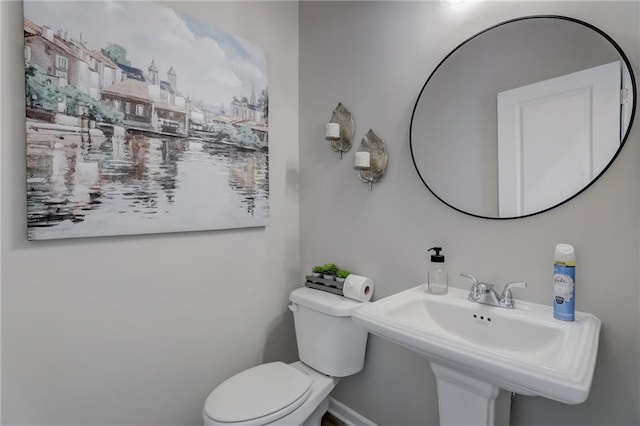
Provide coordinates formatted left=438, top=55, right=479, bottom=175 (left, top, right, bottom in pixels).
left=461, top=274, right=494, bottom=291
left=500, top=281, right=527, bottom=308
left=461, top=274, right=489, bottom=302
left=460, top=273, right=479, bottom=285
left=503, top=281, right=527, bottom=293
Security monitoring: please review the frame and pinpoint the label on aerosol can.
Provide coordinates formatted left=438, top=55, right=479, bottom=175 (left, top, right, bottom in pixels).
left=553, top=244, right=575, bottom=321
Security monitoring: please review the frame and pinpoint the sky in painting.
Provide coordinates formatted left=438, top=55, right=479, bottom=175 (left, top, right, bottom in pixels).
left=24, top=0, right=267, bottom=109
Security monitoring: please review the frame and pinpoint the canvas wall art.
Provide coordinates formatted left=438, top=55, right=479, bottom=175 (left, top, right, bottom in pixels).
left=24, top=1, right=269, bottom=240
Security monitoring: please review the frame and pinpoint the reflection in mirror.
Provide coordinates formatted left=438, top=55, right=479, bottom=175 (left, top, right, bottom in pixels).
left=410, top=16, right=636, bottom=219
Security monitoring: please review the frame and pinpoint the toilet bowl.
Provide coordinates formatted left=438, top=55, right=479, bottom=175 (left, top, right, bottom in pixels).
left=202, top=287, right=369, bottom=426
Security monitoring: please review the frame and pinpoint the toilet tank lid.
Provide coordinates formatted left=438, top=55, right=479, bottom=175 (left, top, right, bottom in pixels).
left=290, top=287, right=368, bottom=316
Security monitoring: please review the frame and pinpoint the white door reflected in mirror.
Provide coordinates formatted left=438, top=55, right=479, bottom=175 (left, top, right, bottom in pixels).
left=497, top=61, right=623, bottom=217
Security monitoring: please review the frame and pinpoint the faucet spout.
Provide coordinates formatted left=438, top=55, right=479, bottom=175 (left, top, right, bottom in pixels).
left=472, top=282, right=501, bottom=305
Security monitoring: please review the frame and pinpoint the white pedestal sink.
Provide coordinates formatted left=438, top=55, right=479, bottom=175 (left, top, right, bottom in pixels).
left=352, top=285, right=601, bottom=426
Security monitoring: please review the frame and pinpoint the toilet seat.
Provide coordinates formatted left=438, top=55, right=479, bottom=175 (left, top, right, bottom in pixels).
left=204, top=361, right=312, bottom=425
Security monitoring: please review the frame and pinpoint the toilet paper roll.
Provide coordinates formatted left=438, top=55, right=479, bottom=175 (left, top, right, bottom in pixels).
left=343, top=274, right=374, bottom=302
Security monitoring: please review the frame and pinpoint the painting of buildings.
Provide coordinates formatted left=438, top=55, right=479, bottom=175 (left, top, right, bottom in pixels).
left=24, top=1, right=269, bottom=240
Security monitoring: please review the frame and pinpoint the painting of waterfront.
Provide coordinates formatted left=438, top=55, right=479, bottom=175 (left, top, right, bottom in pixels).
left=24, top=2, right=269, bottom=240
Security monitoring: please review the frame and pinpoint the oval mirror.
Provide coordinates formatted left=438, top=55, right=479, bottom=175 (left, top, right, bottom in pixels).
left=410, top=16, right=636, bottom=219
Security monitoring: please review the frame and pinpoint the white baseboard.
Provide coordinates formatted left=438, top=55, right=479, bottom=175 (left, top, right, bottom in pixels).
left=327, top=397, right=377, bottom=426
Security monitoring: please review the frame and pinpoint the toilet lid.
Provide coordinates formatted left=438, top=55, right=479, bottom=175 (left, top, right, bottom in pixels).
left=204, top=362, right=312, bottom=423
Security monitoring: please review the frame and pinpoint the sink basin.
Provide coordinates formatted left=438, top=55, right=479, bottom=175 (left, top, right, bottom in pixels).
left=352, top=285, right=601, bottom=405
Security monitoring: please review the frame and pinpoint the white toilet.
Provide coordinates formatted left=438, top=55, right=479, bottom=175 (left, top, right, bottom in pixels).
left=202, top=287, right=369, bottom=426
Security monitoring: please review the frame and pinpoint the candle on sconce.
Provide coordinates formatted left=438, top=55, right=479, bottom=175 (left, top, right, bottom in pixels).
left=355, top=151, right=371, bottom=168
left=325, top=122, right=340, bottom=139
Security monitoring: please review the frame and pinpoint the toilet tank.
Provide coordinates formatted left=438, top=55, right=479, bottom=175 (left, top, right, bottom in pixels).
left=289, top=287, right=369, bottom=377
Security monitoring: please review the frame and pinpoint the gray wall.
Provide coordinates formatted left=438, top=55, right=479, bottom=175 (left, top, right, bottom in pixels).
left=300, top=1, right=639, bottom=425
left=2, top=1, right=299, bottom=425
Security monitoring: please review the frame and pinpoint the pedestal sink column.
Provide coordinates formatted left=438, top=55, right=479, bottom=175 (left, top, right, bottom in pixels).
left=431, top=363, right=511, bottom=426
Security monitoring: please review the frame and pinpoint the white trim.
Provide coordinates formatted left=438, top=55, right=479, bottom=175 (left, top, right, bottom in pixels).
left=0, top=0, right=4, bottom=422
left=327, top=397, right=377, bottom=426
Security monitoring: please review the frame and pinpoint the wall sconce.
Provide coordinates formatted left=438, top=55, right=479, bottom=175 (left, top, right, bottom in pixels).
left=353, top=129, right=388, bottom=190
left=325, top=102, right=354, bottom=159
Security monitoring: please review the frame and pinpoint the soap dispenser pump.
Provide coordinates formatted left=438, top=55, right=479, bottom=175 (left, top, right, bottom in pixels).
left=427, top=247, right=448, bottom=295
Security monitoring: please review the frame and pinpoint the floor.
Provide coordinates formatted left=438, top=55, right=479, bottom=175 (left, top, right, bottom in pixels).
left=321, top=412, right=347, bottom=426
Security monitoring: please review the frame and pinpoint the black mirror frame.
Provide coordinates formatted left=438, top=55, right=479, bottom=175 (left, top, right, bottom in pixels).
left=409, top=15, right=637, bottom=220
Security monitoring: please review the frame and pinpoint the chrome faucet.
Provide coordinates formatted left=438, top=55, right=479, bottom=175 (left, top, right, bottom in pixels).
left=461, top=273, right=527, bottom=309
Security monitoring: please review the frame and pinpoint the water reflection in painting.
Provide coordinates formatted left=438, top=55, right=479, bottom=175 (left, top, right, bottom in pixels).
left=27, top=131, right=269, bottom=240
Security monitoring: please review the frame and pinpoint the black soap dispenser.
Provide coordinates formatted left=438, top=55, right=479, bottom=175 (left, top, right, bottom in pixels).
left=427, top=247, right=448, bottom=295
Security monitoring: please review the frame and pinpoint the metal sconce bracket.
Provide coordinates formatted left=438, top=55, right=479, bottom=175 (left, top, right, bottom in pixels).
left=326, top=102, right=354, bottom=159
left=354, top=129, right=388, bottom=190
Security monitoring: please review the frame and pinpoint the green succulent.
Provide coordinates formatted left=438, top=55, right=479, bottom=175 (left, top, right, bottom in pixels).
left=312, top=265, right=325, bottom=274
left=337, top=269, right=350, bottom=279
left=322, top=263, right=338, bottom=276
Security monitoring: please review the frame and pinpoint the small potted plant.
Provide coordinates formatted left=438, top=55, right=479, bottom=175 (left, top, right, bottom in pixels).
left=312, top=265, right=324, bottom=278
left=336, top=269, right=351, bottom=283
left=322, top=263, right=338, bottom=280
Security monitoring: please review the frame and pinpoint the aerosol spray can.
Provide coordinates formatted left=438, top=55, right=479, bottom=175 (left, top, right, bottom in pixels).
left=553, top=243, right=575, bottom=321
